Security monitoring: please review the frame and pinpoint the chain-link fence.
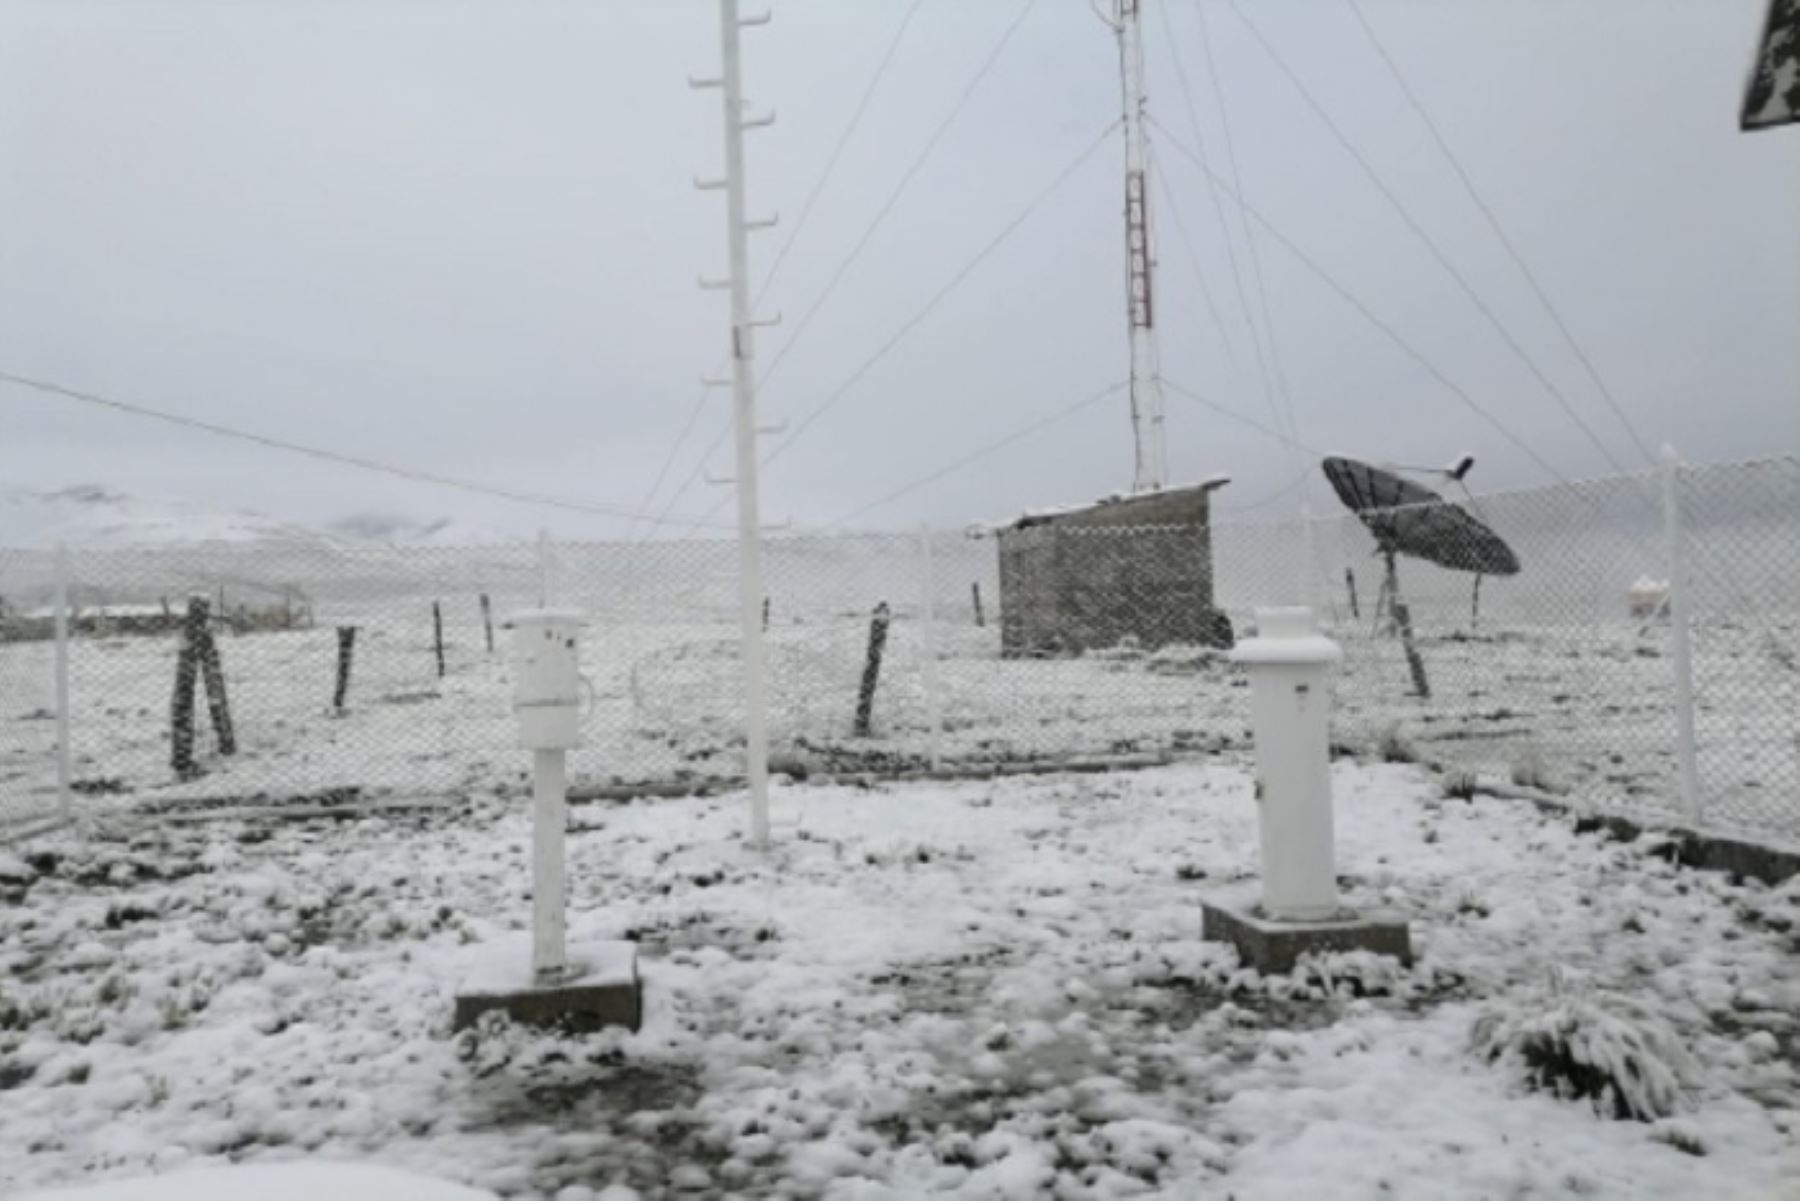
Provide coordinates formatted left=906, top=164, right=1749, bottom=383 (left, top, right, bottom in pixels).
left=3, top=456, right=1796, bottom=844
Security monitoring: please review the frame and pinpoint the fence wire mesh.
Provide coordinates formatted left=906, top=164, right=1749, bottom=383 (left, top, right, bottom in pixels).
left=2, top=456, right=1795, bottom=843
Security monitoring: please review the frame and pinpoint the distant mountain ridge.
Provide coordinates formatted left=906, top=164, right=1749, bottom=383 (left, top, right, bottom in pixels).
left=0, top=486, right=502, bottom=550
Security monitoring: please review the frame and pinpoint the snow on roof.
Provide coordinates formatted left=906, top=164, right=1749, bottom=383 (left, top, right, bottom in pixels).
left=969, top=475, right=1231, bottom=536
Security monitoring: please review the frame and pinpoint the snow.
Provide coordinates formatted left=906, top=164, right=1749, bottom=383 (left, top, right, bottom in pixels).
left=2, top=762, right=1795, bottom=1198
left=15, top=1161, right=497, bottom=1201
left=0, top=486, right=336, bottom=552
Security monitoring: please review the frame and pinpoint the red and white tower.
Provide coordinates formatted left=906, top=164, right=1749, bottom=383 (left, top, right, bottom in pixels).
left=1112, top=0, right=1165, bottom=492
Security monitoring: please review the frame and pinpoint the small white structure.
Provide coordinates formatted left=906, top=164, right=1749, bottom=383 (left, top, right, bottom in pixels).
left=1231, top=607, right=1342, bottom=921
left=1202, top=606, right=1411, bottom=972
left=1628, top=576, right=1671, bottom=619
left=510, top=609, right=584, bottom=978
left=452, top=609, right=641, bottom=1031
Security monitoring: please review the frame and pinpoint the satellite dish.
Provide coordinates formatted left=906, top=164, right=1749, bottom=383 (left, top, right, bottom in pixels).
left=1320, top=456, right=1523, bottom=699
left=1322, top=457, right=1520, bottom=577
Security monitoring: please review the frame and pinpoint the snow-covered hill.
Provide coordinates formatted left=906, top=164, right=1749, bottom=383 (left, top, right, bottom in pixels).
left=0, top=486, right=336, bottom=551
left=0, top=487, right=505, bottom=551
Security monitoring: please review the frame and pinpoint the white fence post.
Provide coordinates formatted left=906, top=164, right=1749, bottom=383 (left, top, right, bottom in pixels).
left=1661, top=445, right=1701, bottom=826
left=919, top=525, right=942, bottom=772
left=54, top=542, right=72, bottom=822
left=536, top=529, right=552, bottom=607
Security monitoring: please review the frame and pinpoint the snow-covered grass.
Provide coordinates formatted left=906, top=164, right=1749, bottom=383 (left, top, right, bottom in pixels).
left=2, top=762, right=1796, bottom=1199
left=5, top=607, right=1798, bottom=845
left=17, top=1161, right=501, bottom=1201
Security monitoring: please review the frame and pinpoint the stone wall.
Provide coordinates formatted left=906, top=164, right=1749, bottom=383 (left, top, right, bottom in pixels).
left=995, top=487, right=1230, bottom=656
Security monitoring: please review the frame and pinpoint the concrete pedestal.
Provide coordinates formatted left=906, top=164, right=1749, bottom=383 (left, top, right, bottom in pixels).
left=1202, top=892, right=1411, bottom=976
left=453, top=937, right=642, bottom=1033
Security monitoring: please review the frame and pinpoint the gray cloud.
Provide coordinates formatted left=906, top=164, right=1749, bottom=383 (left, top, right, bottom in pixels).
left=1, top=0, right=1794, bottom=540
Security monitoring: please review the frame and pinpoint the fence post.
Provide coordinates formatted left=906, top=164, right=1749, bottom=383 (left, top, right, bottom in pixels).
left=919, top=527, right=942, bottom=771
left=53, top=543, right=71, bottom=821
left=433, top=601, right=446, bottom=679
left=971, top=581, right=985, bottom=628
left=537, top=529, right=551, bottom=607
left=1662, top=445, right=1701, bottom=826
left=334, top=626, right=357, bottom=712
left=171, top=595, right=204, bottom=778
left=854, top=602, right=891, bottom=738
left=480, top=593, right=494, bottom=654
left=197, top=617, right=236, bottom=756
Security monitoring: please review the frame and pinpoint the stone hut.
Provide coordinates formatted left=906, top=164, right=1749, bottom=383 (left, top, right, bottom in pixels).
left=993, top=479, right=1232, bottom=657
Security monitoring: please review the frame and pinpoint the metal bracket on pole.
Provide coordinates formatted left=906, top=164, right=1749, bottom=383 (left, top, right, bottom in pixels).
left=1661, top=444, right=1702, bottom=826
left=704, top=470, right=737, bottom=486
left=745, top=213, right=780, bottom=231
left=749, top=312, right=782, bottom=328
left=741, top=110, right=777, bottom=130
left=693, top=175, right=728, bottom=191
left=755, top=418, right=789, bottom=436
left=697, top=275, right=732, bottom=291
left=740, top=9, right=771, bottom=26
left=688, top=75, right=723, bottom=90
left=701, top=374, right=732, bottom=389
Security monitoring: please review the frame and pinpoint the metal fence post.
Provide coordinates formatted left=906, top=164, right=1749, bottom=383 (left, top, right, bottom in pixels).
left=536, top=529, right=551, bottom=607
left=53, top=543, right=72, bottom=822
left=919, top=525, right=942, bottom=771
left=1662, top=445, right=1702, bottom=826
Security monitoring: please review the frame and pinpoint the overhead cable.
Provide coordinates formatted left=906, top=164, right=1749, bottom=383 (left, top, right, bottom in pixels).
left=1149, top=122, right=1578, bottom=486
left=1342, top=0, right=1657, bottom=465
left=630, top=0, right=931, bottom=538
left=1224, top=0, right=1637, bottom=478
left=0, top=370, right=736, bottom=530
left=828, top=379, right=1129, bottom=527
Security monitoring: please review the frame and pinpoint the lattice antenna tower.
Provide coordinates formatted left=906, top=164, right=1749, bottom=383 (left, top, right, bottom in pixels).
left=1102, top=0, right=1166, bottom=491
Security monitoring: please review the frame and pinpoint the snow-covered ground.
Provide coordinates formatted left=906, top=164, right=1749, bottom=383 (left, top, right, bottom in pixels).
left=3, top=762, right=1796, bottom=1199
left=4, top=603, right=1795, bottom=842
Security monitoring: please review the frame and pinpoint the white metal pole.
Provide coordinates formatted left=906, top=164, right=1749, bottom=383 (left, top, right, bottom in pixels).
left=1661, top=445, right=1701, bottom=826
left=919, top=525, right=942, bottom=771
left=716, top=0, right=772, bottom=847
left=531, top=747, right=568, bottom=980
left=53, top=543, right=72, bottom=822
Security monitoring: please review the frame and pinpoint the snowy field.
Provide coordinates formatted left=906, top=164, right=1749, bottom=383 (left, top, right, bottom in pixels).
left=3, top=762, right=1797, bottom=1199
left=4, top=603, right=1797, bottom=841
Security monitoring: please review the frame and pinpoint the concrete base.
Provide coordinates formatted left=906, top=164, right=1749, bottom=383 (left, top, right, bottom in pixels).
left=453, top=938, right=642, bottom=1033
left=1202, top=894, right=1411, bottom=976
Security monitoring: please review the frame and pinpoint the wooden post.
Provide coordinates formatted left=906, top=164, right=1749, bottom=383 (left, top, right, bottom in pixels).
left=1344, top=568, right=1359, bottom=620
left=334, top=626, right=357, bottom=712
left=170, top=595, right=205, bottom=778
left=971, top=581, right=985, bottom=628
left=762, top=595, right=770, bottom=632
left=1385, top=552, right=1430, bottom=699
left=480, top=594, right=494, bottom=654
left=197, top=616, right=236, bottom=756
left=853, top=601, right=891, bottom=737
left=1471, top=574, right=1483, bottom=631
left=433, top=601, right=445, bottom=679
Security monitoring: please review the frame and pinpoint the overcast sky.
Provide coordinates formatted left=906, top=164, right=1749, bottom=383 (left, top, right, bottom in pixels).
left=2, top=0, right=1795, bottom=540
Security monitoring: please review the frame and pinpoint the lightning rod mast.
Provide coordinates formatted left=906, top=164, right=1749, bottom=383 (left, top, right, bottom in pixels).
left=693, top=0, right=779, bottom=847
